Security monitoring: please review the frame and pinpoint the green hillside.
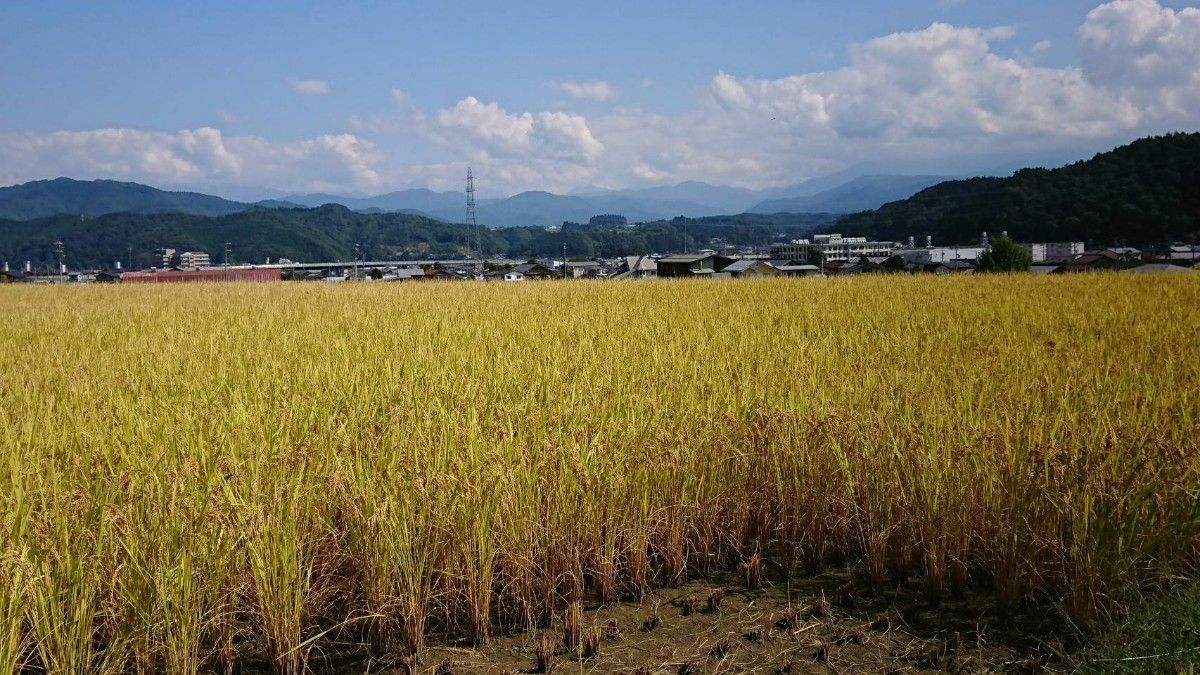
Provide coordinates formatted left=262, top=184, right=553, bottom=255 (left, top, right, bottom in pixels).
left=835, top=133, right=1200, bottom=246
left=0, top=206, right=834, bottom=269
left=0, top=178, right=254, bottom=220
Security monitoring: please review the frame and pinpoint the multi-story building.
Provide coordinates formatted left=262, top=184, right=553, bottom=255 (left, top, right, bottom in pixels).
left=1020, top=242, right=1085, bottom=263
left=769, top=234, right=892, bottom=264
left=158, top=249, right=212, bottom=269
left=179, top=251, right=211, bottom=268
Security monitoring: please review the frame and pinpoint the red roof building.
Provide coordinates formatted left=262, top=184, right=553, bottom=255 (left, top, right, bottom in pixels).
left=122, top=268, right=282, bottom=283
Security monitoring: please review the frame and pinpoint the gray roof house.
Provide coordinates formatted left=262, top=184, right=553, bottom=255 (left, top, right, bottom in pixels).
left=656, top=254, right=735, bottom=278
left=1127, top=263, right=1196, bottom=274
left=610, top=255, right=657, bottom=279
left=717, top=259, right=782, bottom=278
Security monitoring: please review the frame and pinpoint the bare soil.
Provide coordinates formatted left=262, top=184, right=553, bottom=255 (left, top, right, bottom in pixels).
left=315, top=571, right=1070, bottom=674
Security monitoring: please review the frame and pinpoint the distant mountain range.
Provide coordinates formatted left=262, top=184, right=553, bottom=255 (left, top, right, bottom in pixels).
left=0, top=178, right=270, bottom=220
left=282, top=174, right=950, bottom=225
left=747, top=175, right=950, bottom=214
left=2, top=133, right=1195, bottom=266
left=0, top=172, right=955, bottom=225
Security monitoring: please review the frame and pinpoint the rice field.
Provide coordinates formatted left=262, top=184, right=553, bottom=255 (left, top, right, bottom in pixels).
left=0, top=274, right=1197, bottom=674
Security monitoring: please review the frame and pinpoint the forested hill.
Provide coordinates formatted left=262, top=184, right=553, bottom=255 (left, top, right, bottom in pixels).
left=835, top=133, right=1200, bottom=246
left=0, top=178, right=260, bottom=220
left=0, top=206, right=834, bottom=269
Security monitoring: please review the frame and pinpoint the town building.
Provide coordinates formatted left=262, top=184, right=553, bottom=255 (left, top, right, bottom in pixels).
left=1127, top=263, right=1196, bottom=274
left=1168, top=245, right=1200, bottom=262
left=655, top=254, right=735, bottom=278
left=926, top=260, right=976, bottom=275
left=421, top=266, right=455, bottom=281
left=122, top=268, right=281, bottom=283
left=610, top=255, right=657, bottom=279
left=511, top=262, right=558, bottom=279
left=1020, top=242, right=1085, bottom=263
left=894, top=246, right=985, bottom=265
left=0, top=262, right=28, bottom=283
left=1057, top=251, right=1119, bottom=273
left=717, top=259, right=781, bottom=278
left=769, top=234, right=892, bottom=264
left=157, top=248, right=212, bottom=269
left=563, top=260, right=603, bottom=278
left=379, top=267, right=425, bottom=281
left=765, top=260, right=822, bottom=277
left=180, top=251, right=211, bottom=268
left=1105, top=247, right=1142, bottom=262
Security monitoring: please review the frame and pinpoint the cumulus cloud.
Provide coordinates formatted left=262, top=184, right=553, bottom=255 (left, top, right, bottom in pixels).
left=710, top=22, right=1140, bottom=142
left=288, top=77, right=331, bottom=95
left=435, top=97, right=603, bottom=161
left=1079, top=0, right=1200, bottom=115
left=557, top=80, right=617, bottom=102
left=578, top=3, right=1197, bottom=189
left=4, top=0, right=1200, bottom=195
left=436, top=97, right=536, bottom=153
left=0, top=127, right=381, bottom=193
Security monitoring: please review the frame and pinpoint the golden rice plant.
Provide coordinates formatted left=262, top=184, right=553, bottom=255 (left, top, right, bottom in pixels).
left=0, top=273, right=1196, bottom=673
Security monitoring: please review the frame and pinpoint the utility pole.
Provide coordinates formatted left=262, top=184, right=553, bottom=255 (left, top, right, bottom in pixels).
left=354, top=243, right=362, bottom=280
left=224, top=242, right=232, bottom=281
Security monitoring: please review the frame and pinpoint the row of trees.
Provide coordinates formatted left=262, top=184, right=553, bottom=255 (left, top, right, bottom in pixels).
left=0, top=206, right=836, bottom=269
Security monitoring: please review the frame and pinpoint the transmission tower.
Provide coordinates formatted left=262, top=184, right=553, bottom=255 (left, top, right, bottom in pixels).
left=465, top=167, right=480, bottom=260
left=52, top=240, right=65, bottom=282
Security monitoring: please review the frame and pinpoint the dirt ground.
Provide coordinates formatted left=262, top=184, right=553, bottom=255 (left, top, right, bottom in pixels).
left=319, top=571, right=1066, bottom=674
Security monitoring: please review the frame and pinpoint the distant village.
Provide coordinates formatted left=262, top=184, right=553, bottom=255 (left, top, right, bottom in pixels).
left=2, top=232, right=1199, bottom=284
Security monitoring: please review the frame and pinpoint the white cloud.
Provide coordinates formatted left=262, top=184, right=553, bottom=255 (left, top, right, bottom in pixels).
left=4, top=1, right=1200, bottom=195
left=288, top=77, right=331, bottom=95
left=708, top=22, right=1140, bottom=142
left=557, top=80, right=617, bottom=102
left=535, top=111, right=604, bottom=159
left=1079, top=0, right=1200, bottom=116
left=434, top=97, right=603, bottom=161
left=436, top=97, right=536, bottom=153
left=1033, top=40, right=1052, bottom=52
left=0, top=127, right=382, bottom=193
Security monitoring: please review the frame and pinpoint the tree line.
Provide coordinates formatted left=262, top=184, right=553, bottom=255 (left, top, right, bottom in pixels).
left=0, top=206, right=835, bottom=269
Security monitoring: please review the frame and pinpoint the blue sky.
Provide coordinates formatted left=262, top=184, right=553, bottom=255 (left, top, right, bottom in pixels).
left=2, top=1, right=1198, bottom=197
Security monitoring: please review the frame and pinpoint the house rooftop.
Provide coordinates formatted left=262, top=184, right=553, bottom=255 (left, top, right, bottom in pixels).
left=657, top=254, right=716, bottom=263
left=1127, top=263, right=1195, bottom=274
left=722, top=259, right=762, bottom=273
left=622, top=255, right=657, bottom=272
